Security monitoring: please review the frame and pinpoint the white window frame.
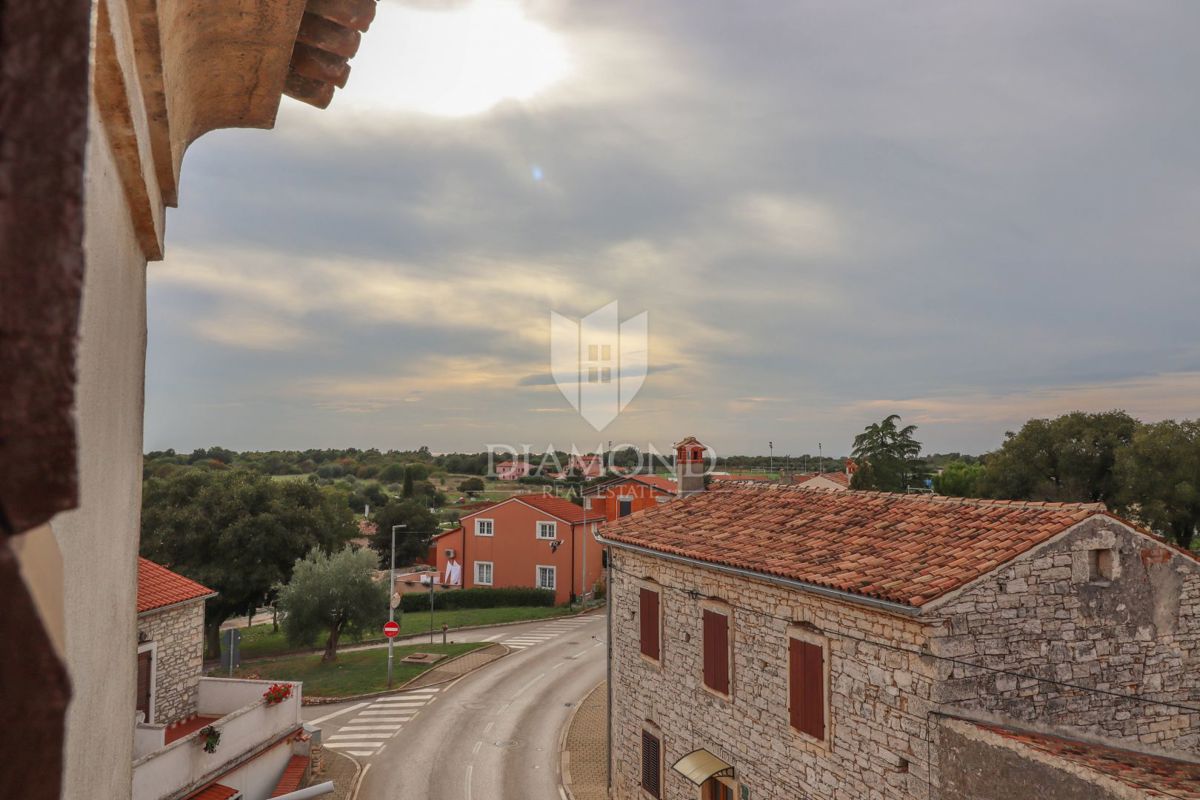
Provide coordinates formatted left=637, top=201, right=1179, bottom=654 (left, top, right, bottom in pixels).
left=474, top=560, right=494, bottom=586
left=536, top=564, right=557, bottom=591
left=536, top=520, right=558, bottom=540
left=474, top=518, right=494, bottom=537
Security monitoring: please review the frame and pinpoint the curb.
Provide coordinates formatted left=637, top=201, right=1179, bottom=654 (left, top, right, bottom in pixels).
left=558, top=679, right=606, bottom=800
left=228, top=605, right=604, bottom=667
left=302, top=643, right=510, bottom=705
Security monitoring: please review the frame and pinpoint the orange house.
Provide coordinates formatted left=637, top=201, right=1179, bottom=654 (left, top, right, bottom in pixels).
left=582, top=474, right=677, bottom=522
left=432, top=493, right=606, bottom=605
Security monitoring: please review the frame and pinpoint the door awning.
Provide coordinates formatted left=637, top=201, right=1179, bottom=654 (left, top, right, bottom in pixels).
left=671, top=748, right=735, bottom=786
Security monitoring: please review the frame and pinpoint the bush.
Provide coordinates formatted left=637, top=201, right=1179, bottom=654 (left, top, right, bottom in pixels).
left=399, top=586, right=555, bottom=612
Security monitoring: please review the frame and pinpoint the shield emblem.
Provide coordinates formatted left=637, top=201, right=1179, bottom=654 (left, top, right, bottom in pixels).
left=550, top=301, right=648, bottom=430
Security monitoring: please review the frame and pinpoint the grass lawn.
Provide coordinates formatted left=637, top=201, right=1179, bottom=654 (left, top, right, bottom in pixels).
left=226, top=641, right=486, bottom=697
left=235, top=605, right=580, bottom=660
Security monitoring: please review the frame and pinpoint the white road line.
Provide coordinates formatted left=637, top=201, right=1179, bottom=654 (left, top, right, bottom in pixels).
left=370, top=701, right=426, bottom=708
left=328, top=732, right=393, bottom=741
left=512, top=672, right=546, bottom=699
left=338, top=724, right=404, bottom=731
left=348, top=750, right=377, bottom=757
left=551, top=662, right=564, bottom=670
left=465, top=764, right=474, bottom=800
left=483, top=722, right=494, bottom=734
left=309, top=701, right=370, bottom=725
left=326, top=740, right=387, bottom=747
left=360, top=709, right=419, bottom=716
left=480, top=633, right=502, bottom=642
left=472, top=740, right=482, bottom=755
left=349, top=716, right=411, bottom=723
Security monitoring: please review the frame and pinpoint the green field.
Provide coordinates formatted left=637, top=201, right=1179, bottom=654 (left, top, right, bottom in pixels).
left=235, top=605, right=579, bottom=660
left=225, top=641, right=486, bottom=697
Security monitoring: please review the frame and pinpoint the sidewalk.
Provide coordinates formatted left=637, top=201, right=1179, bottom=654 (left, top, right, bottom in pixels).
left=562, top=680, right=608, bottom=800
left=405, top=643, right=507, bottom=689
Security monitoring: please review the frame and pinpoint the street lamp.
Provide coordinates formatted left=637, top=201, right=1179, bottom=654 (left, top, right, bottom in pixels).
left=387, top=523, right=406, bottom=688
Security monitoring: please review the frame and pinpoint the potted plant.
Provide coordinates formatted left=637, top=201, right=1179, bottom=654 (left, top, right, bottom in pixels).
left=262, top=682, right=293, bottom=706
left=198, top=725, right=220, bottom=754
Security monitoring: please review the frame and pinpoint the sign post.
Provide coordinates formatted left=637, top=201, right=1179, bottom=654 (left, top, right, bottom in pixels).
left=384, top=619, right=400, bottom=687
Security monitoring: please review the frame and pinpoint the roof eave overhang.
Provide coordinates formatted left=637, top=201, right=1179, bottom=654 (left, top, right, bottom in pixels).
left=596, top=533, right=921, bottom=618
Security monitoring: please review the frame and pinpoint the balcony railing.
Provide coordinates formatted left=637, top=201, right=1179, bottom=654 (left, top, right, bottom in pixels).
left=131, top=678, right=302, bottom=800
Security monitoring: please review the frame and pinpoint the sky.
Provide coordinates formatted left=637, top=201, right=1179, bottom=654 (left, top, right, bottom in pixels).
left=145, top=0, right=1200, bottom=459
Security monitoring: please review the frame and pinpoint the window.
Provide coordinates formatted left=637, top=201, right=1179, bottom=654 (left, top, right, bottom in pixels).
left=474, top=561, right=493, bottom=586
left=1089, top=548, right=1116, bottom=582
left=619, top=497, right=633, bottom=517
left=641, top=729, right=661, bottom=798
left=703, top=608, right=731, bottom=697
left=639, top=587, right=661, bottom=662
left=474, top=518, right=494, bottom=537
left=537, top=565, right=556, bottom=590
left=788, top=632, right=827, bottom=743
left=537, top=521, right=557, bottom=540
left=704, top=779, right=734, bottom=800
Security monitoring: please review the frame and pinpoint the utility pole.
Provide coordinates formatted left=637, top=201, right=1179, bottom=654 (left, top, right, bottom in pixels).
left=769, top=441, right=774, bottom=474
left=387, top=523, right=406, bottom=688
left=818, top=442, right=823, bottom=474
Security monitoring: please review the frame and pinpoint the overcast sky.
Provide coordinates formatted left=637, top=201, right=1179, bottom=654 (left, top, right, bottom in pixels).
left=145, top=0, right=1200, bottom=458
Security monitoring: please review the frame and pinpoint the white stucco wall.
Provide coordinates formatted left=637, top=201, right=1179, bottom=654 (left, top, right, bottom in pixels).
left=51, top=104, right=149, bottom=800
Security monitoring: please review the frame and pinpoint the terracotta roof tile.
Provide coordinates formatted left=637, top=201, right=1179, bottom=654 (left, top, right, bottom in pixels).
left=970, top=721, right=1200, bottom=798
left=184, top=784, right=238, bottom=800
left=270, top=754, right=311, bottom=797
left=137, top=557, right=215, bottom=614
left=793, top=471, right=851, bottom=487
left=517, top=493, right=604, bottom=524
left=601, top=484, right=1106, bottom=608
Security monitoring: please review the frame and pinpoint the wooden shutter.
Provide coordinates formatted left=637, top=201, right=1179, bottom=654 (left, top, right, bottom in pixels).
left=136, top=650, right=152, bottom=722
left=703, top=609, right=729, bottom=694
left=640, top=588, right=660, bottom=660
left=789, top=638, right=825, bottom=739
left=641, top=729, right=661, bottom=798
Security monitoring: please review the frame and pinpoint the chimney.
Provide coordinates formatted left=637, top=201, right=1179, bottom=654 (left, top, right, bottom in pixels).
left=674, top=436, right=707, bottom=497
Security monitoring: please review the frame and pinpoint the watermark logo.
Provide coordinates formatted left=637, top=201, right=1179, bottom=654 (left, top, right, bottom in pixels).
left=550, top=301, right=647, bottom=430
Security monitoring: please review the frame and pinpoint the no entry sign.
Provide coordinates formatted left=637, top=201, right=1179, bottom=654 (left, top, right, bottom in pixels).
left=383, top=620, right=400, bottom=638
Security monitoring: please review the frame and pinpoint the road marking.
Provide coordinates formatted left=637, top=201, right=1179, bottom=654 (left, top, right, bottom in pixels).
left=326, top=740, right=391, bottom=747
left=360, top=709, right=420, bottom=715
left=551, top=662, right=564, bottom=670
left=483, top=722, right=494, bottom=734
left=472, top=740, right=482, bottom=755
left=465, top=765, right=474, bottom=800
left=338, top=725, right=404, bottom=732
left=370, top=701, right=426, bottom=708
left=512, top=672, right=546, bottom=699
left=349, top=716, right=411, bottom=723
left=309, top=701, right=370, bottom=725
left=480, top=633, right=502, bottom=642
left=328, top=732, right=393, bottom=741
left=348, top=750, right=376, bottom=757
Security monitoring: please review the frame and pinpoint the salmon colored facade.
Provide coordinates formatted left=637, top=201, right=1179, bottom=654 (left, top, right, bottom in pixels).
left=583, top=475, right=677, bottom=523
left=432, top=494, right=605, bottom=606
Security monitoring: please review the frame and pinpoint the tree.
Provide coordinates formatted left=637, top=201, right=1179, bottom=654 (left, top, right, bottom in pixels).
left=1114, top=420, right=1200, bottom=549
left=933, top=461, right=986, bottom=497
left=978, top=411, right=1138, bottom=503
left=276, top=547, right=387, bottom=662
left=140, top=469, right=357, bottom=658
left=458, top=477, right=485, bottom=494
left=850, top=414, right=922, bottom=492
left=402, top=468, right=415, bottom=498
left=370, top=499, right=440, bottom=569
left=379, top=463, right=407, bottom=482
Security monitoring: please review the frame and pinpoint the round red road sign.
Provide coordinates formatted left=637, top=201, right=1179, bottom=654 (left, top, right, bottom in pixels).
left=383, top=620, right=400, bottom=638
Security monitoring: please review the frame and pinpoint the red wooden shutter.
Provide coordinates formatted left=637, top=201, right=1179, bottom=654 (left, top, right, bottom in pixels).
left=641, top=729, right=661, bottom=797
left=136, top=650, right=152, bottom=721
left=640, top=588, right=660, bottom=660
left=789, top=638, right=825, bottom=739
left=703, top=609, right=729, bottom=694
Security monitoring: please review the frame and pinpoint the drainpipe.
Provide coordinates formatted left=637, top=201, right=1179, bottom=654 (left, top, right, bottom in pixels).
left=606, top=544, right=613, bottom=793
left=270, top=781, right=334, bottom=799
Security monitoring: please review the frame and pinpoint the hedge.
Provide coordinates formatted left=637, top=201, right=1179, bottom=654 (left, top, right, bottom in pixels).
left=399, top=586, right=556, bottom=612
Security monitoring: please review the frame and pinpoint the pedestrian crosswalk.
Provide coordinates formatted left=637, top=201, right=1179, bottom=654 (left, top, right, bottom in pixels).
left=502, top=615, right=596, bottom=651
left=321, top=687, right=440, bottom=757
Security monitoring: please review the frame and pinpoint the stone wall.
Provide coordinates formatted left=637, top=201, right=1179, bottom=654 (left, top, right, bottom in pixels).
left=138, top=600, right=205, bottom=725
left=609, top=549, right=936, bottom=800
left=926, top=518, right=1200, bottom=751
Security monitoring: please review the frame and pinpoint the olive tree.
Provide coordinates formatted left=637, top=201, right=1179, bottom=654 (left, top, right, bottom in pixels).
left=276, top=547, right=387, bottom=662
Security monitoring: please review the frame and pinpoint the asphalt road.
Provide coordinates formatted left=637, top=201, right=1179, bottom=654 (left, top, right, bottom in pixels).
left=303, top=612, right=608, bottom=800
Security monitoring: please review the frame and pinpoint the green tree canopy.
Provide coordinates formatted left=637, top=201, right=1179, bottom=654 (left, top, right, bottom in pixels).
left=140, top=469, right=356, bottom=657
left=1114, top=420, right=1200, bottom=549
left=977, top=411, right=1138, bottom=503
left=370, top=499, right=440, bottom=569
left=933, top=461, right=986, bottom=497
left=276, top=547, right=387, bottom=662
left=458, top=477, right=485, bottom=493
left=850, top=414, right=923, bottom=492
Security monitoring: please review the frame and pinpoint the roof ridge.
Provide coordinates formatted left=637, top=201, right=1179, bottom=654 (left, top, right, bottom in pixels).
left=715, top=481, right=1105, bottom=511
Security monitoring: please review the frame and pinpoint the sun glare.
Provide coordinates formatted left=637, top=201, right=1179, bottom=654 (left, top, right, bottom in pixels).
left=341, top=0, right=572, bottom=117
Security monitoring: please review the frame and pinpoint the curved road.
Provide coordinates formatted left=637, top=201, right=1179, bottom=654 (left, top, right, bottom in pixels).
left=305, top=613, right=607, bottom=800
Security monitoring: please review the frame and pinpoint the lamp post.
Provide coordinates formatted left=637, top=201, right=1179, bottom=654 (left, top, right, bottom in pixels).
left=387, top=523, right=406, bottom=688
left=769, top=441, right=774, bottom=473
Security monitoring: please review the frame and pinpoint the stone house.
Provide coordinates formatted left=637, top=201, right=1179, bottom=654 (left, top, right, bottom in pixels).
left=598, top=484, right=1200, bottom=799
left=136, top=558, right=215, bottom=728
